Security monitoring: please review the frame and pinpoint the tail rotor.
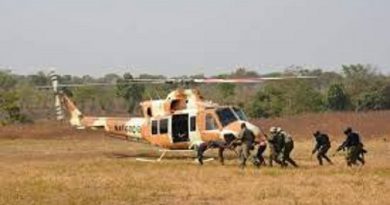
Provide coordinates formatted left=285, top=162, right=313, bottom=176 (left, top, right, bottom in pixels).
left=49, top=70, right=65, bottom=121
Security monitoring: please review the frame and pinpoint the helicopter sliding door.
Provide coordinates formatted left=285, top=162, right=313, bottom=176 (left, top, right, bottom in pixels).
left=171, top=114, right=189, bottom=143
left=188, top=114, right=198, bottom=142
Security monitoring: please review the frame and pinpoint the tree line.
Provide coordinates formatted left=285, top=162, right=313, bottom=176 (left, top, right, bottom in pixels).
left=1, top=64, right=390, bottom=125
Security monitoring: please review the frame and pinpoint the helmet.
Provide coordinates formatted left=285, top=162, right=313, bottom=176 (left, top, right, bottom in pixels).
left=276, top=127, right=282, bottom=133
left=344, top=127, right=352, bottom=134
left=269, top=127, right=277, bottom=133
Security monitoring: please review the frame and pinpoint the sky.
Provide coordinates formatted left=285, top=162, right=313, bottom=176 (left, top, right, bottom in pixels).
left=0, top=0, right=389, bottom=77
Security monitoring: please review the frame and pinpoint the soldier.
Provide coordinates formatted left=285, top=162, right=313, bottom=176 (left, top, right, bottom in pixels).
left=336, top=127, right=365, bottom=166
left=312, top=131, right=333, bottom=166
left=281, top=130, right=298, bottom=168
left=196, top=140, right=226, bottom=165
left=267, top=127, right=285, bottom=167
left=357, top=142, right=367, bottom=165
left=254, top=139, right=267, bottom=167
left=236, top=123, right=256, bottom=168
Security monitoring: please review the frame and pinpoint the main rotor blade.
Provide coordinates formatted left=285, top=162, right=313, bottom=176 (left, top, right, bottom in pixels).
left=36, top=80, right=167, bottom=89
left=193, top=76, right=317, bottom=84
left=37, top=75, right=317, bottom=89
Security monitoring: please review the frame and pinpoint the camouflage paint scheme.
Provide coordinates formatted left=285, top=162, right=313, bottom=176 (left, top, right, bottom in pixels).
left=59, top=88, right=266, bottom=150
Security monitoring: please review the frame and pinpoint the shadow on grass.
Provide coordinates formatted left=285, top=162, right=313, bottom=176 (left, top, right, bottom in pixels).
left=105, top=151, right=197, bottom=161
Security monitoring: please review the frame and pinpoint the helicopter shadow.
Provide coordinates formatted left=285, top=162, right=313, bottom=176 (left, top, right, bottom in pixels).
left=104, top=151, right=196, bottom=160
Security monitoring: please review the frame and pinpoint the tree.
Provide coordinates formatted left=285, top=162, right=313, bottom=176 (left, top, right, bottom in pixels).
left=217, top=83, right=236, bottom=101
left=326, top=84, right=349, bottom=111
left=342, top=64, right=377, bottom=79
left=73, top=86, right=99, bottom=112
left=81, top=75, right=95, bottom=83
left=27, top=71, right=49, bottom=86
left=0, top=71, right=29, bottom=124
left=381, top=83, right=390, bottom=109
left=356, top=91, right=385, bottom=111
left=247, top=86, right=285, bottom=118
left=101, top=73, right=121, bottom=83
left=246, top=80, right=324, bottom=118
left=116, top=73, right=145, bottom=114
left=231, top=68, right=259, bottom=78
left=60, top=75, right=73, bottom=84
left=0, top=91, right=29, bottom=124
left=0, top=70, right=17, bottom=90
left=284, top=67, right=343, bottom=91
left=213, top=68, right=259, bottom=79
left=342, top=64, right=386, bottom=110
left=285, top=81, right=324, bottom=114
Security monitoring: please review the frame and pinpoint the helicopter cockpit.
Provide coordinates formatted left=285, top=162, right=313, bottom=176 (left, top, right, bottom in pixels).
left=215, top=106, right=248, bottom=127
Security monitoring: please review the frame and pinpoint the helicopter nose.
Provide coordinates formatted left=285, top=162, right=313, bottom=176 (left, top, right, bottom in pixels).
left=222, top=121, right=262, bottom=138
left=244, top=122, right=262, bottom=138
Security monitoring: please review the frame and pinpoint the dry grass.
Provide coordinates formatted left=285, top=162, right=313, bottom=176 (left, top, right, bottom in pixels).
left=1, top=112, right=390, bottom=205
left=253, top=110, right=390, bottom=140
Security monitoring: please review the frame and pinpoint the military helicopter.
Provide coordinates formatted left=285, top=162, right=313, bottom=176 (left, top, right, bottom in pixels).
left=47, top=71, right=314, bottom=161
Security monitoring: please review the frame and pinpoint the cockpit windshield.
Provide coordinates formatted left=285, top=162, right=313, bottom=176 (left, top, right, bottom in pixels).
left=232, top=107, right=248, bottom=121
left=215, top=107, right=238, bottom=127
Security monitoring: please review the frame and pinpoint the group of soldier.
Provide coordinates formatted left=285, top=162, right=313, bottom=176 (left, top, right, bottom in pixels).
left=312, top=127, right=367, bottom=167
left=197, top=123, right=367, bottom=168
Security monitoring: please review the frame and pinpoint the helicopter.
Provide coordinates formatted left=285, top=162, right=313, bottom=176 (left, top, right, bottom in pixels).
left=47, top=71, right=315, bottom=161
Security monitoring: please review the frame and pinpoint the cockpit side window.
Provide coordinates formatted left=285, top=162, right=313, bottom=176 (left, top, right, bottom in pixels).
left=205, top=114, right=218, bottom=130
left=232, top=107, right=248, bottom=121
left=216, top=107, right=238, bottom=127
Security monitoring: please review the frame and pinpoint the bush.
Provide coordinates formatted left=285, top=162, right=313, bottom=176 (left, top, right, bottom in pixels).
left=327, top=84, right=350, bottom=111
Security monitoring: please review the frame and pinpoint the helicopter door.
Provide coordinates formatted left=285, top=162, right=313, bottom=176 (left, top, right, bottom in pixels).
left=200, top=112, right=221, bottom=141
left=188, top=115, right=199, bottom=142
left=172, top=114, right=189, bottom=143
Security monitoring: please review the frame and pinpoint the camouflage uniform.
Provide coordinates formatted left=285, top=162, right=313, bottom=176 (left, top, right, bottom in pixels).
left=312, top=132, right=333, bottom=165
left=255, top=140, right=267, bottom=167
left=282, top=132, right=298, bottom=167
left=197, top=140, right=226, bottom=165
left=337, top=128, right=364, bottom=166
left=237, top=126, right=255, bottom=168
left=357, top=143, right=367, bottom=165
left=267, top=132, right=285, bottom=167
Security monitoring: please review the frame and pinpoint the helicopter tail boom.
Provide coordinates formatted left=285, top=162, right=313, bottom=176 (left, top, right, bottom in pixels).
left=49, top=71, right=87, bottom=128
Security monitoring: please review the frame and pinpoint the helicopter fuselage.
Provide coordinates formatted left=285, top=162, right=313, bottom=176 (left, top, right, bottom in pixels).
left=101, top=106, right=262, bottom=150
left=61, top=88, right=264, bottom=150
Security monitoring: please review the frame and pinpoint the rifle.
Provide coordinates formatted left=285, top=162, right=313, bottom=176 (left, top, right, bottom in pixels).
left=332, top=145, right=345, bottom=156
left=310, top=149, right=317, bottom=160
left=223, top=139, right=240, bottom=157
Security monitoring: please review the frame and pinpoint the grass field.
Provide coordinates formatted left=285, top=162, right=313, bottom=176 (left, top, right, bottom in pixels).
left=1, top=112, right=390, bottom=205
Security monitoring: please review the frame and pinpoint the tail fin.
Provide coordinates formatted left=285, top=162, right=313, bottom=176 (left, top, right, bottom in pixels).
left=49, top=70, right=84, bottom=128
